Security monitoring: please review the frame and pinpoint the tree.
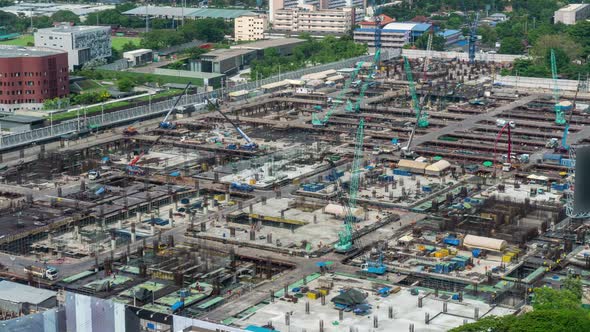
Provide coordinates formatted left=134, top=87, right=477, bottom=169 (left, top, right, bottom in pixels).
left=532, top=286, right=581, bottom=311
left=499, top=37, right=524, bottom=55
left=414, top=33, right=445, bottom=51
left=478, top=25, right=498, bottom=48
left=531, top=34, right=582, bottom=64
left=563, top=275, right=583, bottom=300
left=446, top=14, right=464, bottom=30
left=50, top=10, right=80, bottom=24
left=117, top=78, right=135, bottom=92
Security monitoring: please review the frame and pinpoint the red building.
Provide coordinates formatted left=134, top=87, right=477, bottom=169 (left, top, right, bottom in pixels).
left=0, top=46, right=69, bottom=112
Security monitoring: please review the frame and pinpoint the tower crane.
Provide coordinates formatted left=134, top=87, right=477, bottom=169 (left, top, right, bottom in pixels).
left=206, top=98, right=257, bottom=150
left=404, top=56, right=428, bottom=128
left=335, top=118, right=364, bottom=253
left=559, top=77, right=580, bottom=153
left=551, top=49, right=567, bottom=125
left=159, top=82, right=192, bottom=129
left=468, top=12, right=480, bottom=65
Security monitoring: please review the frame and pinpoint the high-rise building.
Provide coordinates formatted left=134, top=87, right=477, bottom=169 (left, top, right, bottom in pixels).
left=34, top=24, right=112, bottom=70
left=235, top=14, right=268, bottom=41
left=0, top=46, right=69, bottom=112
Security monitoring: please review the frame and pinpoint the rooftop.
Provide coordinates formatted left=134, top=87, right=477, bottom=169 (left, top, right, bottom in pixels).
left=199, top=48, right=255, bottom=61
left=36, top=25, right=110, bottom=34
left=557, top=3, right=589, bottom=12
left=124, top=6, right=254, bottom=19
left=0, top=280, right=56, bottom=305
left=229, top=38, right=305, bottom=50
left=0, top=45, right=65, bottom=58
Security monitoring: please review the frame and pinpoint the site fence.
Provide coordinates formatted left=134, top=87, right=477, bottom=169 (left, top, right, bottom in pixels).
left=0, top=50, right=399, bottom=151
left=401, top=49, right=525, bottom=63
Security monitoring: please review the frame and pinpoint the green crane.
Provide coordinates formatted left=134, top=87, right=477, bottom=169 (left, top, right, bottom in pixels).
left=551, top=49, right=566, bottom=125
left=312, top=61, right=365, bottom=126
left=335, top=118, right=365, bottom=253
left=348, top=46, right=383, bottom=113
left=403, top=56, right=429, bottom=128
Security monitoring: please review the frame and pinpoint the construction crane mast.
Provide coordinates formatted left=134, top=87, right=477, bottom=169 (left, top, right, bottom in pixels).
left=335, top=118, right=365, bottom=253
left=551, top=49, right=567, bottom=125
left=468, top=12, right=479, bottom=64
left=422, top=31, right=433, bottom=81
left=404, top=57, right=428, bottom=128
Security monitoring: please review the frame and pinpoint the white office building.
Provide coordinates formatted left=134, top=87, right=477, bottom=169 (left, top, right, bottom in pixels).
left=554, top=4, right=590, bottom=25
left=34, top=24, right=112, bottom=70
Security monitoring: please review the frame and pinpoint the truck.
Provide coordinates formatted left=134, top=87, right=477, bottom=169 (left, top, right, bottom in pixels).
left=230, top=182, right=254, bottom=192
left=24, top=265, right=58, bottom=280
left=502, top=163, right=512, bottom=172
left=88, top=170, right=100, bottom=180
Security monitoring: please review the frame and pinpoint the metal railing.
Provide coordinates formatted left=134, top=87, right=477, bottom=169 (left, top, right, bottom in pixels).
left=0, top=50, right=399, bottom=151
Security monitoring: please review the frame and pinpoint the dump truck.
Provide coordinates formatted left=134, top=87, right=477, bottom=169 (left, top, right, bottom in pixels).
left=24, top=265, right=58, bottom=280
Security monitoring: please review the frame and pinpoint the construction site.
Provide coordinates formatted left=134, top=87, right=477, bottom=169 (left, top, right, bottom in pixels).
left=0, top=39, right=590, bottom=330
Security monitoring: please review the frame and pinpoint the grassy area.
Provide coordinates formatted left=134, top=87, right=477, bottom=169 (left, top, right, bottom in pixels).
left=0, top=34, right=33, bottom=46
left=112, top=36, right=142, bottom=51
left=49, top=89, right=184, bottom=122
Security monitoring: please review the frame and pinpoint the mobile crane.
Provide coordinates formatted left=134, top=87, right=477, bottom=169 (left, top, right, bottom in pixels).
left=206, top=98, right=257, bottom=151
left=159, top=82, right=192, bottom=129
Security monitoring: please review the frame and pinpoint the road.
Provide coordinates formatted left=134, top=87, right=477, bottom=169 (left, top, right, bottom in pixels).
left=411, top=94, right=540, bottom=147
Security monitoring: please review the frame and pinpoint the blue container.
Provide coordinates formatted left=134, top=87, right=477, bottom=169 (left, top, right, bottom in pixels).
left=422, top=186, right=432, bottom=192
left=180, top=198, right=190, bottom=205
left=472, top=249, right=481, bottom=258
left=169, top=171, right=181, bottom=177
left=443, top=237, right=461, bottom=246
left=393, top=169, right=410, bottom=176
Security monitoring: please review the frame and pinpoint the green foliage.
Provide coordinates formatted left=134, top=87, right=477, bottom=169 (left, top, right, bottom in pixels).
left=478, top=25, right=498, bottom=48
left=185, top=47, right=208, bottom=59
left=75, top=69, right=201, bottom=86
left=43, top=97, right=71, bottom=110
left=72, top=91, right=111, bottom=105
left=117, top=78, right=135, bottom=92
left=414, top=33, right=445, bottom=51
left=50, top=10, right=80, bottom=24
left=179, top=18, right=228, bottom=43
left=452, top=281, right=590, bottom=332
left=250, top=36, right=366, bottom=80
left=499, top=37, right=524, bottom=55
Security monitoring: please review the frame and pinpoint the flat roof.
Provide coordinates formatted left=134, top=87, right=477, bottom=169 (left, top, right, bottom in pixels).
left=0, top=114, right=45, bottom=123
left=199, top=48, right=255, bottom=61
left=123, top=49, right=153, bottom=56
left=230, top=38, right=304, bottom=50
left=0, top=45, right=65, bottom=58
left=36, top=25, right=110, bottom=34
left=0, top=280, right=56, bottom=305
left=124, top=6, right=254, bottom=19
left=186, top=8, right=255, bottom=19
left=558, top=3, right=589, bottom=12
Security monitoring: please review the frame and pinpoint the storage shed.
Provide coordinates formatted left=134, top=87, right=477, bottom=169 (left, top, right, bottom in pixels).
left=324, top=203, right=364, bottom=218
left=0, top=280, right=57, bottom=315
left=463, top=235, right=507, bottom=252
left=397, top=160, right=428, bottom=174
left=425, top=159, right=451, bottom=176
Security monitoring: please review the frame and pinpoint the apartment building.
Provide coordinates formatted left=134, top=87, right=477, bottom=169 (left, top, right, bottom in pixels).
left=270, top=0, right=363, bottom=22
left=34, top=24, right=111, bottom=70
left=273, top=5, right=354, bottom=35
left=554, top=3, right=590, bottom=25
left=235, top=14, right=268, bottom=41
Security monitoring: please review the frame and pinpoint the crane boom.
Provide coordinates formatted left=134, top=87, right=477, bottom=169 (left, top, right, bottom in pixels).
left=468, top=12, right=479, bottom=64
left=561, top=76, right=581, bottom=151
left=209, top=100, right=253, bottom=144
left=160, top=82, right=192, bottom=128
left=335, top=118, right=364, bottom=253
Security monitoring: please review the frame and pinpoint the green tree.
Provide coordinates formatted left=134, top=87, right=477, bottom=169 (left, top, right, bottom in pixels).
left=414, top=33, right=445, bottom=51
left=531, top=34, right=582, bottom=64
left=478, top=25, right=498, bottom=48
left=532, top=286, right=581, bottom=311
left=499, top=37, right=524, bottom=55
left=563, top=275, right=583, bottom=300
left=117, top=78, right=135, bottom=92
left=446, top=14, right=464, bottom=30
left=50, top=10, right=80, bottom=24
